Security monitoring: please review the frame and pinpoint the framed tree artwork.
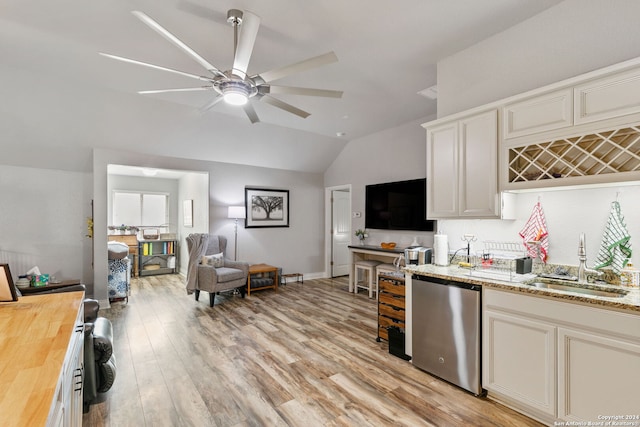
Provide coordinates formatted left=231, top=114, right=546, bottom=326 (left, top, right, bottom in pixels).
left=245, top=187, right=289, bottom=228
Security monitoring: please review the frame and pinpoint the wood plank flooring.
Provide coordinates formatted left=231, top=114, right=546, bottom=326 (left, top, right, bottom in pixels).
left=83, top=275, right=542, bottom=427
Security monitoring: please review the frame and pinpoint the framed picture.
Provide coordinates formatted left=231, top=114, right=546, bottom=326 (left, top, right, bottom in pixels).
left=0, top=264, right=18, bottom=302
left=245, top=187, right=289, bottom=228
left=183, top=199, right=193, bottom=228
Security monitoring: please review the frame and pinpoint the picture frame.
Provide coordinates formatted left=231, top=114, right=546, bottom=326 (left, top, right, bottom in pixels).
left=245, top=187, right=289, bottom=228
left=183, top=199, right=193, bottom=227
left=0, top=264, right=18, bottom=302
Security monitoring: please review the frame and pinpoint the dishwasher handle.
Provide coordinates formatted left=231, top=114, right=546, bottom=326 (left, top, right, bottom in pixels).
left=412, top=274, right=481, bottom=291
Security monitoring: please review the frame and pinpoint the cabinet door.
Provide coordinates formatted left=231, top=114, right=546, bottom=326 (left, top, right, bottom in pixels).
left=558, top=327, right=640, bottom=422
left=483, top=310, right=557, bottom=417
left=502, top=89, right=573, bottom=139
left=459, top=110, right=499, bottom=217
left=426, top=121, right=458, bottom=218
left=574, top=67, right=640, bottom=125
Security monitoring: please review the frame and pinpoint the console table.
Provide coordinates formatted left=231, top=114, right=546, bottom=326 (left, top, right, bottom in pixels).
left=18, top=279, right=82, bottom=295
left=348, top=245, right=405, bottom=292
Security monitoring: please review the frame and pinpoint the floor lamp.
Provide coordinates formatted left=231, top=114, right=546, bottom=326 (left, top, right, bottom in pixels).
left=227, top=206, right=246, bottom=261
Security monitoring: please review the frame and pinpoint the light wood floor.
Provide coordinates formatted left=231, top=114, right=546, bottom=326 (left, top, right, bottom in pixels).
left=83, top=274, right=541, bottom=427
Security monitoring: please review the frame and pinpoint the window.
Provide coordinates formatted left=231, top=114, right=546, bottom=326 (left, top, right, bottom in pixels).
left=112, top=192, right=168, bottom=227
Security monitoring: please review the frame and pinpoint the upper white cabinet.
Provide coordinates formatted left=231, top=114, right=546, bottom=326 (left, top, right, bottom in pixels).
left=502, top=88, right=573, bottom=140
left=425, top=109, right=500, bottom=219
left=574, top=66, right=640, bottom=125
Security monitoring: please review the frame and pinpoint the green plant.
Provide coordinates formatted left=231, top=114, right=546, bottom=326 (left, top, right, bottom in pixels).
left=354, top=229, right=368, bottom=239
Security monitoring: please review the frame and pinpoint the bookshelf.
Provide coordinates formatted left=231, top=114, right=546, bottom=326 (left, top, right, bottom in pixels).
left=138, top=239, right=178, bottom=276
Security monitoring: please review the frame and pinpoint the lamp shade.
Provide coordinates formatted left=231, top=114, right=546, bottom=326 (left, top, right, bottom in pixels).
left=228, top=206, right=246, bottom=219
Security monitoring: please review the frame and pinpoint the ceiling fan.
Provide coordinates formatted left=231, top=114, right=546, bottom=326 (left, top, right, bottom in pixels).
left=100, top=9, right=342, bottom=123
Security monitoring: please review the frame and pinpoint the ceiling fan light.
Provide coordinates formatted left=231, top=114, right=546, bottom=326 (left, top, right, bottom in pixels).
left=222, top=81, right=250, bottom=106
left=224, top=91, right=248, bottom=106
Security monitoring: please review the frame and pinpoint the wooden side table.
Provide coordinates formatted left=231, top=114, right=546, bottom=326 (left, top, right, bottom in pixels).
left=247, top=264, right=278, bottom=296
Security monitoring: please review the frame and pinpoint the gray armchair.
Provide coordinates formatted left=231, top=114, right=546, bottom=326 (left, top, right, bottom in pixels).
left=186, top=234, right=249, bottom=307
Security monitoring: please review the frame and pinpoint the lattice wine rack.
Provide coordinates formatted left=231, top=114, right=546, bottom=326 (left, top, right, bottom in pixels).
left=508, top=125, right=640, bottom=183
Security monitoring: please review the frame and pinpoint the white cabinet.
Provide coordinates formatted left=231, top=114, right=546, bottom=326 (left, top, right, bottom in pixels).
left=483, top=310, right=556, bottom=417
left=557, top=327, right=640, bottom=423
left=48, top=302, right=84, bottom=427
left=483, top=288, right=640, bottom=425
left=502, top=89, right=573, bottom=139
left=425, top=109, right=500, bottom=218
left=574, top=66, right=640, bottom=125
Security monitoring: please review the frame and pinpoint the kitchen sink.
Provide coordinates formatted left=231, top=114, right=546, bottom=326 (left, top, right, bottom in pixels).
left=523, top=278, right=629, bottom=298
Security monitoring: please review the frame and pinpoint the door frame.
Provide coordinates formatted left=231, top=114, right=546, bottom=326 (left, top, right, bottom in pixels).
left=324, top=184, right=352, bottom=278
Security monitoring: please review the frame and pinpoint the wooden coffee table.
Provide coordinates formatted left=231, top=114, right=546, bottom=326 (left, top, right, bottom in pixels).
left=247, top=264, right=278, bottom=296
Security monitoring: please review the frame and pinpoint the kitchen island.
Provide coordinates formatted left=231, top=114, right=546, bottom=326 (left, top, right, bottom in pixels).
left=0, top=292, right=85, bottom=427
left=404, top=264, right=640, bottom=426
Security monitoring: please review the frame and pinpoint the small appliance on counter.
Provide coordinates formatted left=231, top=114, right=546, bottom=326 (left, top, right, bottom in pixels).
left=404, top=247, right=433, bottom=265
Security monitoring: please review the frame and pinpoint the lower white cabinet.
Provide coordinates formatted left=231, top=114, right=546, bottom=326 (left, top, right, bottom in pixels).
left=557, top=327, right=640, bottom=423
left=48, top=303, right=84, bottom=427
left=483, top=310, right=556, bottom=417
left=483, top=289, right=640, bottom=425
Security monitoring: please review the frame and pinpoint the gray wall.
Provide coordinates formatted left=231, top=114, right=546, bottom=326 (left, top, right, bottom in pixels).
left=324, top=117, right=436, bottom=248
left=93, top=148, right=325, bottom=303
left=0, top=165, right=93, bottom=285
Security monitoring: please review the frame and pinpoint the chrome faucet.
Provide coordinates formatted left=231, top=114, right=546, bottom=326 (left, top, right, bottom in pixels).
left=577, top=233, right=602, bottom=283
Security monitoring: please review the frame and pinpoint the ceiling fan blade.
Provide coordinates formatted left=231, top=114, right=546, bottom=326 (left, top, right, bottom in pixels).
left=256, top=51, right=338, bottom=83
left=231, top=10, right=260, bottom=79
left=138, top=87, right=212, bottom=94
left=132, top=10, right=225, bottom=78
left=199, top=95, right=224, bottom=113
left=266, top=85, right=343, bottom=98
left=260, top=94, right=310, bottom=119
left=242, top=103, right=260, bottom=124
left=99, top=52, right=212, bottom=82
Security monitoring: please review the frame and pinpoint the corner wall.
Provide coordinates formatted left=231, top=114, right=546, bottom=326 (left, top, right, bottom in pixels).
left=324, top=116, right=436, bottom=248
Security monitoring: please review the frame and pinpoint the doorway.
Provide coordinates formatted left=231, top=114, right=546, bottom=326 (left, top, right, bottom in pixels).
left=325, top=185, right=351, bottom=277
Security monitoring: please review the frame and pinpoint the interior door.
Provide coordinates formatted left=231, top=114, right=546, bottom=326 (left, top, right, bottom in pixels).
left=331, top=189, right=350, bottom=277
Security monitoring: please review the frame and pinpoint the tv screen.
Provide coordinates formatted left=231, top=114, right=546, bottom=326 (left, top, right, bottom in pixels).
left=365, top=178, right=435, bottom=231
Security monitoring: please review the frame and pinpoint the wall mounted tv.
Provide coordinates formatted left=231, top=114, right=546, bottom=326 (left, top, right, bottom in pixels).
left=365, top=178, right=435, bottom=231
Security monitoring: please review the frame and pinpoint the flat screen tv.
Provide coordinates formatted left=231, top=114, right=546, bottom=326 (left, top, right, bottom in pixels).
left=365, top=178, right=435, bottom=231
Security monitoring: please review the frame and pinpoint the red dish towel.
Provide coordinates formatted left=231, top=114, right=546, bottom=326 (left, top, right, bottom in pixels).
left=519, top=202, right=549, bottom=263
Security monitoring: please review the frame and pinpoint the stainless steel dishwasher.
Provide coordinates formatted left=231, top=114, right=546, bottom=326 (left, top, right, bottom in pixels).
left=411, top=274, right=482, bottom=395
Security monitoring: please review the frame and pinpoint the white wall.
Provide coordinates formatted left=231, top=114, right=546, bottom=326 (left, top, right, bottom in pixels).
left=178, top=172, right=209, bottom=274
left=439, top=185, right=640, bottom=268
left=433, top=0, right=640, bottom=269
left=0, top=165, right=93, bottom=285
left=324, top=116, right=436, bottom=248
left=437, top=0, right=640, bottom=117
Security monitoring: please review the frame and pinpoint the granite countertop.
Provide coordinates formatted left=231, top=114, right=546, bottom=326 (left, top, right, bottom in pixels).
left=405, top=264, right=640, bottom=313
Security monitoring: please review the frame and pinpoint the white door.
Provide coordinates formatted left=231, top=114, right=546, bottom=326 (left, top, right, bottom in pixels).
left=331, top=190, right=350, bottom=277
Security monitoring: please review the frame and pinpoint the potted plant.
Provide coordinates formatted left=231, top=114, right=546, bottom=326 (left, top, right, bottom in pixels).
left=355, top=229, right=368, bottom=245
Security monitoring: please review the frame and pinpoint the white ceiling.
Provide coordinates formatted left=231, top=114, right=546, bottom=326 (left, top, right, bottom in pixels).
left=0, top=0, right=563, bottom=173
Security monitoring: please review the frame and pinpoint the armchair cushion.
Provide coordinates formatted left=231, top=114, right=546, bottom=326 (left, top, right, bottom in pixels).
left=202, top=252, right=224, bottom=268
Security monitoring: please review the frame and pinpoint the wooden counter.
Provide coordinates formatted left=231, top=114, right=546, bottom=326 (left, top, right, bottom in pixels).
left=0, top=291, right=84, bottom=427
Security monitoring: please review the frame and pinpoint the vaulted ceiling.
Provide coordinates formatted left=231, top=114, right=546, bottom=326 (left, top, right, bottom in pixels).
left=0, top=0, right=563, bottom=173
